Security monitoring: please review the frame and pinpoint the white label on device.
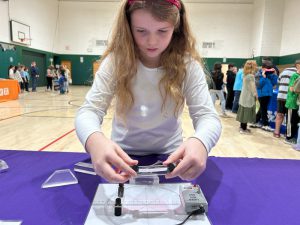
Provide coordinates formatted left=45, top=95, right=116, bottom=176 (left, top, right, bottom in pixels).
left=139, top=167, right=167, bottom=173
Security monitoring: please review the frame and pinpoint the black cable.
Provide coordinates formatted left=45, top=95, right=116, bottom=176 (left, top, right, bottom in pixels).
left=176, top=206, right=205, bottom=225
left=118, top=183, right=124, bottom=198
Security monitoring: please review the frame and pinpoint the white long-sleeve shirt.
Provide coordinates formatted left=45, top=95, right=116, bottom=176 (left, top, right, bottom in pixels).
left=14, top=71, right=23, bottom=82
left=75, top=55, right=221, bottom=155
left=277, top=67, right=297, bottom=101
left=9, top=68, right=14, bottom=79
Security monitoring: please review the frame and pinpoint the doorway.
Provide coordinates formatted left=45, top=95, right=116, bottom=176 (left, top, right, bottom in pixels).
left=93, top=60, right=100, bottom=78
left=22, top=50, right=46, bottom=87
left=61, top=60, right=72, bottom=83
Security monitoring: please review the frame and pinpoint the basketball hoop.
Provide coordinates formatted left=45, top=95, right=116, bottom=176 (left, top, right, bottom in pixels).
left=18, top=37, right=32, bottom=45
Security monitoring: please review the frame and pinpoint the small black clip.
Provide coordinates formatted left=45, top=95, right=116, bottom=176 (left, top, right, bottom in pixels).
left=167, top=163, right=176, bottom=173
left=114, top=197, right=122, bottom=216
left=131, top=165, right=139, bottom=173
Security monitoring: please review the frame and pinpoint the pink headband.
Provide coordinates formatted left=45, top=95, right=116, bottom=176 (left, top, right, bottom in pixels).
left=128, top=0, right=181, bottom=9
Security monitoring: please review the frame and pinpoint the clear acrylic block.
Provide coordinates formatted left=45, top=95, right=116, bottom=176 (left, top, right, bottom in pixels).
left=0, top=159, right=9, bottom=173
left=42, top=169, right=78, bottom=188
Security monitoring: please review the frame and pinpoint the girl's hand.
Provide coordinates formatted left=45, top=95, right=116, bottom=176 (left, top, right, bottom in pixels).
left=163, top=138, right=208, bottom=181
left=86, top=132, right=138, bottom=183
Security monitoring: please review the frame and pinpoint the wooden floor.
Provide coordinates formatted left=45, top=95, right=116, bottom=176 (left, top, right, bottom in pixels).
left=1, top=85, right=299, bottom=159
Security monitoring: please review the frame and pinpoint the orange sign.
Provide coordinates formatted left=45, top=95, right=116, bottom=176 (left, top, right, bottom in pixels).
left=0, top=79, right=20, bottom=102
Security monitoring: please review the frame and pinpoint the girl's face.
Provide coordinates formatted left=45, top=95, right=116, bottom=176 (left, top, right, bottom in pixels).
left=296, top=64, right=300, bottom=73
left=130, top=9, right=174, bottom=67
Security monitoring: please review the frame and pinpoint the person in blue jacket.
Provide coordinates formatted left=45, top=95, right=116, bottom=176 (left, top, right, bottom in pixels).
left=232, top=66, right=244, bottom=113
left=252, top=61, right=278, bottom=131
left=58, top=69, right=67, bottom=94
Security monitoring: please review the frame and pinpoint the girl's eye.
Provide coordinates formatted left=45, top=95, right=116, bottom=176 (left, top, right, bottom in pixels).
left=137, top=29, right=145, bottom=33
left=159, top=30, right=167, bottom=33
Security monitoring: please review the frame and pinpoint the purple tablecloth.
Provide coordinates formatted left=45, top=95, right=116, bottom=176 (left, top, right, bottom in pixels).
left=0, top=150, right=300, bottom=225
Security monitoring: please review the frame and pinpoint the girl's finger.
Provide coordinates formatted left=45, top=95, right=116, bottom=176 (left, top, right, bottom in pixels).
left=163, top=145, right=185, bottom=165
left=165, top=156, right=191, bottom=179
left=108, top=152, right=137, bottom=176
left=101, top=163, right=131, bottom=183
left=115, top=146, right=138, bottom=166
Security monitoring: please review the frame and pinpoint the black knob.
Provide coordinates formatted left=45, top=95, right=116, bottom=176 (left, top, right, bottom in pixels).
left=167, top=163, right=176, bottom=173
left=114, top=198, right=122, bottom=216
left=131, top=165, right=139, bottom=173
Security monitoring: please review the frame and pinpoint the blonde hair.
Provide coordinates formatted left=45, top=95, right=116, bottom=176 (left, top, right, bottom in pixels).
left=100, top=0, right=202, bottom=119
left=243, top=60, right=257, bottom=76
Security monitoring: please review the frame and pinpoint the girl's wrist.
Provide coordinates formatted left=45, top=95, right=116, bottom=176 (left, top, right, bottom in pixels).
left=188, top=137, right=208, bottom=155
left=85, top=132, right=105, bottom=154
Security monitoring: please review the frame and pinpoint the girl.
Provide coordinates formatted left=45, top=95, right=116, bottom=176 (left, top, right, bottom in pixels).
left=14, top=65, right=24, bottom=92
left=19, top=65, right=26, bottom=92
left=63, top=65, right=70, bottom=93
left=58, top=68, right=66, bottom=94
left=236, top=60, right=258, bottom=134
left=8, top=65, right=15, bottom=79
left=23, top=67, right=30, bottom=92
left=75, top=0, right=221, bottom=183
left=252, top=59, right=277, bottom=131
left=46, top=65, right=55, bottom=91
left=210, top=62, right=227, bottom=117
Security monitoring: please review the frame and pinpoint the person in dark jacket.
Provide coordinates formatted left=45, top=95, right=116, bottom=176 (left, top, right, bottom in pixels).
left=210, top=62, right=227, bottom=116
left=30, top=61, right=39, bottom=92
left=225, top=64, right=236, bottom=110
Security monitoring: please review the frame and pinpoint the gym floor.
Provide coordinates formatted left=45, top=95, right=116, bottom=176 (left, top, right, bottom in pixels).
left=0, top=85, right=299, bottom=159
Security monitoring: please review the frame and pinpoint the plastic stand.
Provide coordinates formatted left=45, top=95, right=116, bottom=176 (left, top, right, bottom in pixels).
left=0, top=220, right=22, bottom=224
left=129, top=174, right=159, bottom=185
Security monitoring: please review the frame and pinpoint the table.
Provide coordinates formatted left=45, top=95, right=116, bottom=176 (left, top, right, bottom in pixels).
left=0, top=79, right=20, bottom=102
left=0, top=150, right=300, bottom=225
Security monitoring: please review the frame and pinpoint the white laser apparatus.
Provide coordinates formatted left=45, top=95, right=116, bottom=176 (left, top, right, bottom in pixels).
left=179, top=184, right=208, bottom=214
left=84, top=183, right=212, bottom=225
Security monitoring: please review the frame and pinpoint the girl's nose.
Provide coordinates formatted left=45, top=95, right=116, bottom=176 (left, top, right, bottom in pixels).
left=147, top=33, right=157, bottom=46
